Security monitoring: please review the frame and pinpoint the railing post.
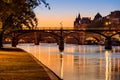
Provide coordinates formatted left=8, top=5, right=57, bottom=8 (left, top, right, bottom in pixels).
left=59, top=28, right=64, bottom=52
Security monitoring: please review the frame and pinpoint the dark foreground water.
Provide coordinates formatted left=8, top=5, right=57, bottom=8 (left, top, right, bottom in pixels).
left=16, top=43, right=120, bottom=80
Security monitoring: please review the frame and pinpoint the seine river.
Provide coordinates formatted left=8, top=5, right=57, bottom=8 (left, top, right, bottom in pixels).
left=16, top=43, right=120, bottom=80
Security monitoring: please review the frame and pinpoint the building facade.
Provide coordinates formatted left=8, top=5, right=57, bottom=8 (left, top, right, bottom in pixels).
left=74, top=11, right=120, bottom=28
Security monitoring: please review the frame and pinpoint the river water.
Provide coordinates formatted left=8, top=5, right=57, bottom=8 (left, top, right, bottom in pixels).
left=16, top=43, right=120, bottom=80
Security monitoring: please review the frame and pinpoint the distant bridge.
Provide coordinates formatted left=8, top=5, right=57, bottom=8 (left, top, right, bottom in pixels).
left=5, top=27, right=120, bottom=52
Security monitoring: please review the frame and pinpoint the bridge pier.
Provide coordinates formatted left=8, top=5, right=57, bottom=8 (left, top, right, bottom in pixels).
left=12, top=37, right=18, bottom=47
left=34, top=41, right=39, bottom=45
left=59, top=28, right=64, bottom=52
left=105, top=37, right=112, bottom=50
left=34, top=32, right=39, bottom=45
left=59, top=38, right=64, bottom=52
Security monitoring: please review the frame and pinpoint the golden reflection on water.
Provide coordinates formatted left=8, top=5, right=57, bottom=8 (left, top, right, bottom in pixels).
left=99, top=45, right=103, bottom=75
left=18, top=44, right=120, bottom=80
left=105, top=50, right=111, bottom=80
left=60, top=52, right=63, bottom=79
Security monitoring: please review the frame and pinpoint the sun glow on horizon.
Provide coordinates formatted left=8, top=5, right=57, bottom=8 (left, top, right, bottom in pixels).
left=37, top=18, right=74, bottom=28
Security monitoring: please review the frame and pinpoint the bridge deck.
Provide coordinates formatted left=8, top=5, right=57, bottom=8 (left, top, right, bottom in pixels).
left=21, top=27, right=120, bottom=31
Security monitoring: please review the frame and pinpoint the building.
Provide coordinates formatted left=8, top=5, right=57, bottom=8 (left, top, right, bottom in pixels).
left=93, top=13, right=102, bottom=22
left=74, top=13, right=103, bottom=28
left=74, top=13, right=81, bottom=28
left=74, top=13, right=91, bottom=28
left=80, top=17, right=91, bottom=28
left=106, top=11, right=120, bottom=27
left=74, top=11, right=120, bottom=28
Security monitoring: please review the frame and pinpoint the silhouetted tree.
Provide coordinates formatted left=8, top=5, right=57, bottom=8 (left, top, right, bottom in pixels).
left=0, top=0, right=50, bottom=48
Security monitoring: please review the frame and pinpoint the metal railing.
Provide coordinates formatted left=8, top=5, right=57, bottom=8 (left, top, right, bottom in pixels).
left=22, top=27, right=120, bottom=31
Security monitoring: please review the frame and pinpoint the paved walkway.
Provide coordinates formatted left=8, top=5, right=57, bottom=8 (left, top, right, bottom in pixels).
left=0, top=47, right=61, bottom=80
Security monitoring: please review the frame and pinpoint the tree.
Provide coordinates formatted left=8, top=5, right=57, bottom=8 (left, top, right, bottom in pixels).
left=0, top=0, right=50, bottom=48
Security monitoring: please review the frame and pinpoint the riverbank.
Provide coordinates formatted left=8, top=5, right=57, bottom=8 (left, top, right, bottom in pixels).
left=0, top=47, right=61, bottom=80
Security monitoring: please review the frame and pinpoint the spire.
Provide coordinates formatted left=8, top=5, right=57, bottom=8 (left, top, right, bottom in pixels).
left=78, top=13, right=81, bottom=21
left=74, top=13, right=81, bottom=28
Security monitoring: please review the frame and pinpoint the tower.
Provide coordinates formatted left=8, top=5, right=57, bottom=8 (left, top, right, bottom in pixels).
left=74, top=13, right=81, bottom=28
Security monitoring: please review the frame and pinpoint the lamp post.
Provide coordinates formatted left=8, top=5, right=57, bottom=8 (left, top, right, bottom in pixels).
left=59, top=21, right=64, bottom=52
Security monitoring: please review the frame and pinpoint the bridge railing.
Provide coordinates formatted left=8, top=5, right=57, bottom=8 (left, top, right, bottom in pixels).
left=22, top=27, right=120, bottom=31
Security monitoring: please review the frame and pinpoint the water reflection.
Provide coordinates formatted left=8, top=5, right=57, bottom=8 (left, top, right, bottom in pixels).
left=105, top=50, right=111, bottom=80
left=17, top=44, right=120, bottom=80
left=60, top=52, right=63, bottom=79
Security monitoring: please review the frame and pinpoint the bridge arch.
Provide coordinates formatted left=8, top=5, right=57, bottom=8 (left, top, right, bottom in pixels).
left=111, top=32, right=120, bottom=38
left=84, top=37, right=100, bottom=45
left=63, top=32, right=83, bottom=44
left=17, top=31, right=60, bottom=44
left=63, top=31, right=104, bottom=45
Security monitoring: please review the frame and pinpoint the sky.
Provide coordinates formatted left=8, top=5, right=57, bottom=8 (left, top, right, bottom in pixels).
left=34, top=0, right=120, bottom=28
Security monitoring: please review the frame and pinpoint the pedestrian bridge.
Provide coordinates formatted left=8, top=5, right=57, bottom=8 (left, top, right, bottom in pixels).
left=7, top=27, right=120, bottom=52
left=22, top=27, right=120, bottom=31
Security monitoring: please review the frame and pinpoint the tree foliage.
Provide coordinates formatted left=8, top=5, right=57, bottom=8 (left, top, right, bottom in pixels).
left=0, top=0, right=49, bottom=30
left=0, top=0, right=50, bottom=48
